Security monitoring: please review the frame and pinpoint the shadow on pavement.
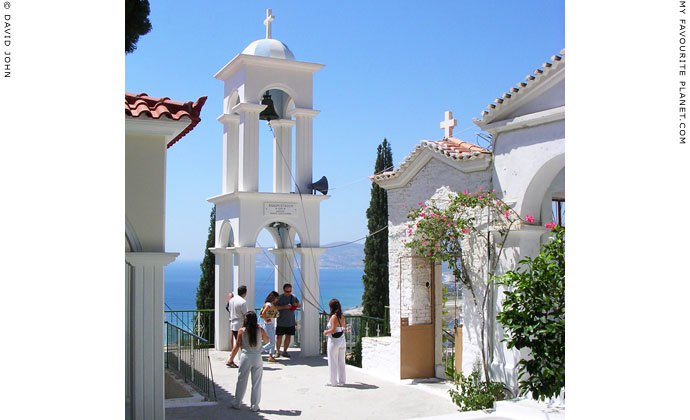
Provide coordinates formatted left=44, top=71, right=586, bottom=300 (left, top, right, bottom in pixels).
left=339, top=382, right=379, bottom=390
left=270, top=354, right=328, bottom=367
left=258, top=409, right=302, bottom=416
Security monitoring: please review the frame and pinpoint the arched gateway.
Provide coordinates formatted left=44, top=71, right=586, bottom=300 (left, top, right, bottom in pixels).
left=208, top=9, right=328, bottom=356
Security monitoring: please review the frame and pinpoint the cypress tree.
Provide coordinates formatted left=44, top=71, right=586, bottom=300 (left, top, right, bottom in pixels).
left=194, top=206, right=216, bottom=345
left=196, top=205, right=216, bottom=310
left=361, top=139, right=393, bottom=319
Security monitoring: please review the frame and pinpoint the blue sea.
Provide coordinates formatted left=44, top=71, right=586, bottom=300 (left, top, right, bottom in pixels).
left=165, top=260, right=364, bottom=312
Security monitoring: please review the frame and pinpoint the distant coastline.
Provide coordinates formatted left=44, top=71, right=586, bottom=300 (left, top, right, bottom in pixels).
left=343, top=306, right=363, bottom=315
left=165, top=262, right=364, bottom=312
left=174, top=241, right=366, bottom=270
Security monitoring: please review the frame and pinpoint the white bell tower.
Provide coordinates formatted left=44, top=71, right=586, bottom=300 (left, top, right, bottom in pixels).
left=208, top=9, right=327, bottom=356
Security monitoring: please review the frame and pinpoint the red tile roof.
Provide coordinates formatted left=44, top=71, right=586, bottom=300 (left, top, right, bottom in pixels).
left=423, top=137, right=489, bottom=157
left=371, top=137, right=490, bottom=182
left=125, top=92, right=207, bottom=148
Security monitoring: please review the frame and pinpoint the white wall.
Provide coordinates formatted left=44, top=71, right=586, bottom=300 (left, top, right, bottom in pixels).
left=362, top=336, right=399, bottom=379
left=125, top=128, right=179, bottom=420
left=492, top=120, right=565, bottom=221
left=125, top=133, right=167, bottom=251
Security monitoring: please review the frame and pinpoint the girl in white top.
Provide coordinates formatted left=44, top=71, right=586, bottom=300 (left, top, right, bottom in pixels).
left=229, top=311, right=269, bottom=412
left=323, top=298, right=347, bottom=386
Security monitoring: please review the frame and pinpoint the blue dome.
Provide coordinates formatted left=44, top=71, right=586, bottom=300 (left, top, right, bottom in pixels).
left=242, top=39, right=295, bottom=60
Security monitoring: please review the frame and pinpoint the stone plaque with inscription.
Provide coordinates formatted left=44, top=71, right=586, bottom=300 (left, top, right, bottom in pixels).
left=264, top=202, right=297, bottom=216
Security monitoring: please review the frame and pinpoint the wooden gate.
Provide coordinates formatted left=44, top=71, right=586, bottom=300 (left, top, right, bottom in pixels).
left=399, top=257, right=435, bottom=379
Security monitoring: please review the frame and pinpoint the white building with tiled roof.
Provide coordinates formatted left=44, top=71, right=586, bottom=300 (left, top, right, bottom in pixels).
left=365, top=50, right=565, bottom=400
left=125, top=92, right=207, bottom=420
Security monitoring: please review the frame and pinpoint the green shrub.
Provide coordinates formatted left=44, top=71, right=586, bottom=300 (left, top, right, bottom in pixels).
left=496, top=225, right=565, bottom=401
left=448, top=361, right=504, bottom=412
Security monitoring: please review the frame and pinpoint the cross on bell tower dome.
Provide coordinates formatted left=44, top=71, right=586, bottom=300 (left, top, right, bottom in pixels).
left=241, top=9, right=296, bottom=60
left=208, top=9, right=327, bottom=357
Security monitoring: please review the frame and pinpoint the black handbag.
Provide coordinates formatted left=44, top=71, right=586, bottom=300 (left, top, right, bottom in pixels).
left=331, top=317, right=344, bottom=338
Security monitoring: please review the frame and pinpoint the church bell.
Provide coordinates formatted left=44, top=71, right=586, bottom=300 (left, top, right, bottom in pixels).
left=259, top=91, right=280, bottom=121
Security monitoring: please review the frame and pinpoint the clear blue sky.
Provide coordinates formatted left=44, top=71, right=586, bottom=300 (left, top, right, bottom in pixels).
left=125, top=0, right=565, bottom=261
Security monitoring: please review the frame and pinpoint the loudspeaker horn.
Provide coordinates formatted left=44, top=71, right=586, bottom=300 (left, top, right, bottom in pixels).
left=307, top=176, right=329, bottom=195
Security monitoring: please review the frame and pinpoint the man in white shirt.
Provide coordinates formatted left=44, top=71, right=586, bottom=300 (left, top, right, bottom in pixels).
left=226, top=285, right=248, bottom=367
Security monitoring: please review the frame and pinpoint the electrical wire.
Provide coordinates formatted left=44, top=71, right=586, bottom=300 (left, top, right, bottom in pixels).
left=328, top=165, right=394, bottom=191
left=475, top=132, right=493, bottom=150
left=266, top=123, right=328, bottom=313
left=263, top=123, right=395, bottom=312
left=255, top=238, right=324, bottom=312
left=285, top=234, right=328, bottom=313
left=451, top=124, right=476, bottom=137
left=322, top=224, right=388, bottom=248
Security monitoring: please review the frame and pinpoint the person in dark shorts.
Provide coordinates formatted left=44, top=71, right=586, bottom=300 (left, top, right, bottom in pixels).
left=274, top=283, right=300, bottom=358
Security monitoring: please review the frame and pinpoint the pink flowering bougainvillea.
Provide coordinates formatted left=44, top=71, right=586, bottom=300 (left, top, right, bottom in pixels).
left=403, top=189, right=537, bottom=383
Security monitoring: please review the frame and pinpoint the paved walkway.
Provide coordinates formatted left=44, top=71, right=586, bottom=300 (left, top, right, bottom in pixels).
left=165, top=349, right=460, bottom=420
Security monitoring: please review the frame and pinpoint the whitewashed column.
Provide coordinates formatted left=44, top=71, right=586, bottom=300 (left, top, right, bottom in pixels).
left=217, top=113, right=240, bottom=194
left=232, top=247, right=262, bottom=312
left=294, top=247, right=326, bottom=356
left=125, top=252, right=178, bottom=420
left=210, top=248, right=234, bottom=351
left=481, top=225, right=549, bottom=387
left=270, top=119, right=296, bottom=193
left=288, top=108, right=320, bottom=194
left=269, top=248, right=297, bottom=292
left=233, top=103, right=267, bottom=192
left=492, top=225, right=549, bottom=276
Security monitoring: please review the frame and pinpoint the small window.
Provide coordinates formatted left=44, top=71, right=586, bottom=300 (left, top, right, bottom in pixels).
left=552, top=198, right=565, bottom=227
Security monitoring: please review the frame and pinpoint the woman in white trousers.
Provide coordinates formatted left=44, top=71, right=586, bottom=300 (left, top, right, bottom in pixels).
left=323, top=298, right=347, bottom=386
left=229, top=311, right=269, bottom=412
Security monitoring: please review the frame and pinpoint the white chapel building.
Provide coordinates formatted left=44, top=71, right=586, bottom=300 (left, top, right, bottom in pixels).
left=125, top=92, right=207, bottom=420
left=365, top=50, right=565, bottom=394
left=207, top=9, right=328, bottom=357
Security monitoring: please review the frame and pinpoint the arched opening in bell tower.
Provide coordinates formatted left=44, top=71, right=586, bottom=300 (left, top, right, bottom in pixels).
left=256, top=87, right=297, bottom=194
left=253, top=221, right=307, bottom=299
left=253, top=221, right=323, bottom=349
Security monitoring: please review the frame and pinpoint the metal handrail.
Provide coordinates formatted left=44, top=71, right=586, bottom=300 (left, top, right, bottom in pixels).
left=166, top=308, right=392, bottom=358
left=442, top=328, right=457, bottom=379
left=166, top=321, right=208, bottom=342
left=164, top=321, right=216, bottom=401
left=165, top=310, right=214, bottom=347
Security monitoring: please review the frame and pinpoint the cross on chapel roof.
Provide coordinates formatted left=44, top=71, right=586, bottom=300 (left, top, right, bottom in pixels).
left=264, top=9, right=275, bottom=39
left=440, top=111, right=457, bottom=139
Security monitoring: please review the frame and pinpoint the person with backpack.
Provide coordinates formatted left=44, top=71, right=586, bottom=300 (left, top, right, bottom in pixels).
left=323, top=298, right=347, bottom=386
